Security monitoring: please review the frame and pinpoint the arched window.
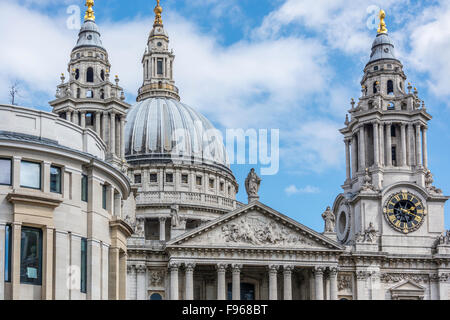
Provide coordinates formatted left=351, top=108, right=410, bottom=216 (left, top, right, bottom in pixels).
left=75, top=69, right=80, bottom=80
left=86, top=90, right=94, bottom=98
left=101, top=70, right=105, bottom=81
left=373, top=82, right=378, bottom=94
left=86, top=67, right=94, bottom=83
left=150, top=293, right=163, bottom=300
left=387, top=80, right=394, bottom=95
left=100, top=89, right=105, bottom=99
left=401, top=102, right=407, bottom=111
left=387, top=101, right=395, bottom=110
left=76, top=88, right=81, bottom=99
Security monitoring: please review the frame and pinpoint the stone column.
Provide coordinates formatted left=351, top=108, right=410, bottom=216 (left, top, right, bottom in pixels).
left=102, top=112, right=108, bottom=142
left=110, top=113, right=116, bottom=156
left=80, top=112, right=86, bottom=128
left=386, top=122, right=392, bottom=166
left=95, top=112, right=101, bottom=136
left=119, top=252, right=127, bottom=300
left=116, top=115, right=121, bottom=156
left=379, top=123, right=385, bottom=166
left=67, top=110, right=72, bottom=123
left=11, top=223, right=22, bottom=300
left=314, top=267, right=324, bottom=300
left=136, top=265, right=147, bottom=300
left=217, top=264, right=227, bottom=301
left=407, top=124, right=414, bottom=166
left=359, top=126, right=366, bottom=171
left=373, top=122, right=379, bottom=167
left=422, top=126, right=428, bottom=169
left=232, top=264, right=242, bottom=301
left=345, top=139, right=351, bottom=181
left=400, top=123, right=407, bottom=167
left=73, top=111, right=79, bottom=126
left=438, top=273, right=449, bottom=300
left=159, top=217, right=166, bottom=242
left=415, top=123, right=422, bottom=167
left=283, top=266, right=294, bottom=301
left=185, top=263, right=196, bottom=301
left=0, top=224, right=5, bottom=300
left=351, top=135, right=358, bottom=177
left=169, top=263, right=180, bottom=300
left=42, top=227, right=54, bottom=300
left=329, top=268, right=338, bottom=301
left=356, top=271, right=368, bottom=300
left=108, top=247, right=120, bottom=300
left=120, top=117, right=126, bottom=160
left=268, top=265, right=279, bottom=301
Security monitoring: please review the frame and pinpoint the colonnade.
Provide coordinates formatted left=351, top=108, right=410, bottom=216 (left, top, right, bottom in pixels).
left=344, top=121, right=428, bottom=180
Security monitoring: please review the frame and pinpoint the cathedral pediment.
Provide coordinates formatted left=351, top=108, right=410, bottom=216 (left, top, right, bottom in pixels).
left=167, top=202, right=344, bottom=251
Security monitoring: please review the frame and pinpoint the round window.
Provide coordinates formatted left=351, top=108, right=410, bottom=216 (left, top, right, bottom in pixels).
left=157, top=42, right=162, bottom=47
left=339, top=211, right=347, bottom=234
left=87, top=35, right=93, bottom=40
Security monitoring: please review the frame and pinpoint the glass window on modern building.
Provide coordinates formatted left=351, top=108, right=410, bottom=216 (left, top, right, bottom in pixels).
left=0, top=158, right=12, bottom=186
left=81, top=238, right=87, bottom=293
left=20, top=161, right=41, bottom=190
left=20, top=227, right=43, bottom=285
left=81, top=174, right=88, bottom=202
left=5, top=225, right=12, bottom=282
left=50, top=166, right=62, bottom=194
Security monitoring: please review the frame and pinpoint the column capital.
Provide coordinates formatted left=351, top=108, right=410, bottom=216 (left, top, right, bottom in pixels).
left=356, top=271, right=370, bottom=281
left=216, top=264, right=228, bottom=272
left=136, top=265, right=147, bottom=274
left=283, top=265, right=295, bottom=273
left=159, top=217, right=167, bottom=223
left=185, top=263, right=196, bottom=272
left=385, top=121, right=393, bottom=126
left=268, top=265, right=279, bottom=274
left=232, top=264, right=243, bottom=273
left=329, top=267, right=339, bottom=276
left=313, top=267, right=325, bottom=276
left=127, top=265, right=136, bottom=273
left=169, top=262, right=180, bottom=271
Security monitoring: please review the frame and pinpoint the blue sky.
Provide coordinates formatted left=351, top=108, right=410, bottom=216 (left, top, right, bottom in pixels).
left=1, top=0, right=450, bottom=232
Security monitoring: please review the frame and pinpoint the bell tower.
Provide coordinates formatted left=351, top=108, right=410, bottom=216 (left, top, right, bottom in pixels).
left=50, top=0, right=130, bottom=169
left=333, top=10, right=448, bottom=255
left=137, top=0, right=180, bottom=102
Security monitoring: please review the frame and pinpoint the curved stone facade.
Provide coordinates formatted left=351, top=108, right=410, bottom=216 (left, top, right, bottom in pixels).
left=0, top=104, right=134, bottom=300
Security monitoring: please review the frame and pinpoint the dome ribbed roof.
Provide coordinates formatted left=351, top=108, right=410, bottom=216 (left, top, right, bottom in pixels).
left=125, top=98, right=229, bottom=169
left=367, top=33, right=398, bottom=64
left=73, top=20, right=104, bottom=51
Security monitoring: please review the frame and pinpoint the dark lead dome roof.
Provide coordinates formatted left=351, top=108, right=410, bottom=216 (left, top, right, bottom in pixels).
left=124, top=97, right=229, bottom=169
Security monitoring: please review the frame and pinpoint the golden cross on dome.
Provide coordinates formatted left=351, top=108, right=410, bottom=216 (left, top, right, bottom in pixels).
left=85, top=0, right=95, bottom=21
left=378, top=9, right=388, bottom=34
left=154, top=0, right=163, bottom=26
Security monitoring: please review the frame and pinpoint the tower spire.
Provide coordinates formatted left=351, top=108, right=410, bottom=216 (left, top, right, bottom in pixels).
left=377, top=9, right=388, bottom=34
left=154, top=0, right=163, bottom=27
left=85, top=0, right=95, bottom=22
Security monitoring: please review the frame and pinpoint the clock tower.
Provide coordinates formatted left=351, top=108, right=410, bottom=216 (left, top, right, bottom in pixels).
left=333, top=10, right=448, bottom=255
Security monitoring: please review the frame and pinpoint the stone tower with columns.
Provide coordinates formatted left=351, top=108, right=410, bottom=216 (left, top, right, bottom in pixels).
left=50, top=0, right=130, bottom=169
left=333, top=10, right=448, bottom=255
left=137, top=0, right=180, bottom=102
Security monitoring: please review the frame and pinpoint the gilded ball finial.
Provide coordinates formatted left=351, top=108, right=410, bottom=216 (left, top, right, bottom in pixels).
left=154, top=0, right=163, bottom=26
left=85, top=0, right=95, bottom=21
left=377, top=9, right=388, bottom=34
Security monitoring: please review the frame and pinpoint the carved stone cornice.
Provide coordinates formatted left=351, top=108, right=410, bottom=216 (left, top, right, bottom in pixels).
left=381, top=273, right=429, bottom=284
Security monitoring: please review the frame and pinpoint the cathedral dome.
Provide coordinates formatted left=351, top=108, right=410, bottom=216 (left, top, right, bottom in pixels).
left=124, top=97, right=229, bottom=170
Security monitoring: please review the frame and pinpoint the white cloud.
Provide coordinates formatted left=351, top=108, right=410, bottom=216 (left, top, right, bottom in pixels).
left=285, top=184, right=320, bottom=196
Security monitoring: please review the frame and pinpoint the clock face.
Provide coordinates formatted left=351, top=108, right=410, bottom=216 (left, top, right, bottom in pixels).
left=384, top=192, right=426, bottom=234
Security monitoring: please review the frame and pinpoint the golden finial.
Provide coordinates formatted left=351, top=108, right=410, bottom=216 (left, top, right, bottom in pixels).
left=378, top=9, right=388, bottom=34
left=154, top=0, right=163, bottom=26
left=85, top=0, right=95, bottom=21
